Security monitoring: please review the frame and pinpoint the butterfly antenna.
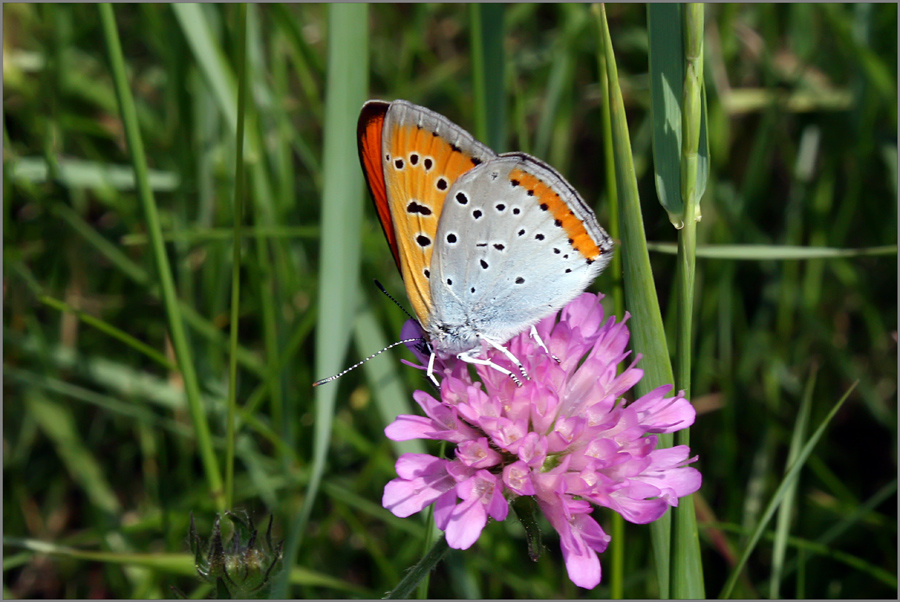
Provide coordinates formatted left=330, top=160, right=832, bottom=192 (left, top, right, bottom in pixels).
left=312, top=338, right=423, bottom=387
left=374, top=279, right=417, bottom=322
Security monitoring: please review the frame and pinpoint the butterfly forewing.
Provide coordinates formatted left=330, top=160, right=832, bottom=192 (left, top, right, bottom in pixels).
left=357, top=101, right=400, bottom=270
left=366, top=100, right=495, bottom=327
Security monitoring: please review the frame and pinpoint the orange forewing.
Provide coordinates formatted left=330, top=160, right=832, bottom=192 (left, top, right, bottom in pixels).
left=358, top=101, right=487, bottom=327
left=357, top=101, right=401, bottom=271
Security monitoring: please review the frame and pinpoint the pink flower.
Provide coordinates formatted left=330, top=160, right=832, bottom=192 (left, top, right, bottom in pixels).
left=383, top=293, right=702, bottom=589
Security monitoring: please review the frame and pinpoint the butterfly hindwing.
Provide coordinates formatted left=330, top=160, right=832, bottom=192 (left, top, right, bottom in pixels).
left=429, top=153, right=612, bottom=350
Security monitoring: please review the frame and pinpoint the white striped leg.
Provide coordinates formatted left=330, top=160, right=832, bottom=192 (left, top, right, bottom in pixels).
left=529, top=325, right=560, bottom=363
left=481, top=336, right=530, bottom=381
left=457, top=348, right=523, bottom=387
left=426, top=351, right=440, bottom=388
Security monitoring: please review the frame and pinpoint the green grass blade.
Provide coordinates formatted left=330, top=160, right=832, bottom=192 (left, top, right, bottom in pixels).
left=595, top=18, right=626, bottom=597
left=6, top=366, right=193, bottom=438
left=3, top=538, right=367, bottom=594
left=470, top=4, right=506, bottom=152
left=38, top=294, right=175, bottom=372
left=719, top=381, right=858, bottom=598
left=648, top=3, right=685, bottom=226
left=25, top=392, right=121, bottom=515
left=646, top=242, right=898, bottom=259
left=99, top=3, right=224, bottom=510
left=769, top=365, right=816, bottom=598
left=224, top=2, right=249, bottom=512
left=276, top=4, right=369, bottom=597
left=595, top=4, right=675, bottom=596
left=171, top=4, right=238, bottom=139
left=51, top=202, right=268, bottom=377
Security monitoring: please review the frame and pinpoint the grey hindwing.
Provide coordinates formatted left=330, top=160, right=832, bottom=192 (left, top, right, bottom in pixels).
left=430, top=154, right=610, bottom=343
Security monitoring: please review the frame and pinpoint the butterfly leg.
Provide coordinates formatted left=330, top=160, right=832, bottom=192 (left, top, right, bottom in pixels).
left=456, top=349, right=523, bottom=387
left=426, top=351, right=440, bottom=388
left=481, top=337, right=530, bottom=382
left=529, top=326, right=561, bottom=363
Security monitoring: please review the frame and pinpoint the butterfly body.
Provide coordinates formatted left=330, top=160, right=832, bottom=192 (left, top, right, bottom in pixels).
left=358, top=100, right=612, bottom=379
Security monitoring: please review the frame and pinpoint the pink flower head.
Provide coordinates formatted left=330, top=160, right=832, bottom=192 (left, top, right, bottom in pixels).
left=383, top=292, right=702, bottom=589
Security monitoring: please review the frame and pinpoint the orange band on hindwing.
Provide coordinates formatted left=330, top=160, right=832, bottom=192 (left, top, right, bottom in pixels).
left=509, top=168, right=602, bottom=261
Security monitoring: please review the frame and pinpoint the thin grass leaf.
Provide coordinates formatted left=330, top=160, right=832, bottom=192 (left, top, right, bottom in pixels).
left=224, top=2, right=249, bottom=512
left=38, top=295, right=175, bottom=372
left=719, top=381, right=858, bottom=598
left=705, top=521, right=898, bottom=590
left=171, top=3, right=239, bottom=143
left=9, top=157, right=180, bottom=191
left=646, top=242, right=898, bottom=259
left=385, top=536, right=451, bottom=600
left=595, top=4, right=675, bottom=595
left=648, top=3, right=685, bottom=225
left=769, top=364, right=816, bottom=598
left=275, top=4, right=369, bottom=597
left=2, top=538, right=367, bottom=594
left=5, top=366, right=193, bottom=438
left=99, top=3, right=224, bottom=510
left=595, top=19, right=626, bottom=598
left=469, top=4, right=506, bottom=152
left=25, top=392, right=121, bottom=515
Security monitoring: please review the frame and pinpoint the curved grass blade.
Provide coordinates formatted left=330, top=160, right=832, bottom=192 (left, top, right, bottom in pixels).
left=719, top=381, right=858, bottom=598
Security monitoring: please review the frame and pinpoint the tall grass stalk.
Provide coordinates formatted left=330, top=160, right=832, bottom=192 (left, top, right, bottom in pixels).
left=224, top=3, right=249, bottom=511
left=98, top=3, right=225, bottom=512
left=671, top=4, right=705, bottom=598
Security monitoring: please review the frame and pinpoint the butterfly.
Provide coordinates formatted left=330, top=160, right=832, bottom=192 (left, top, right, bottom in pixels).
left=358, top=99, right=613, bottom=385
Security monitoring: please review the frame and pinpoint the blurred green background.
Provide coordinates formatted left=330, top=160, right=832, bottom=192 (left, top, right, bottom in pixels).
left=3, top=3, right=896, bottom=598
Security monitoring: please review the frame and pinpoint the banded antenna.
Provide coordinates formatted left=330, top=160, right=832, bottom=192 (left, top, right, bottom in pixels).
left=374, top=279, right=417, bottom=322
left=312, top=338, right=424, bottom=387
left=312, top=280, right=425, bottom=387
